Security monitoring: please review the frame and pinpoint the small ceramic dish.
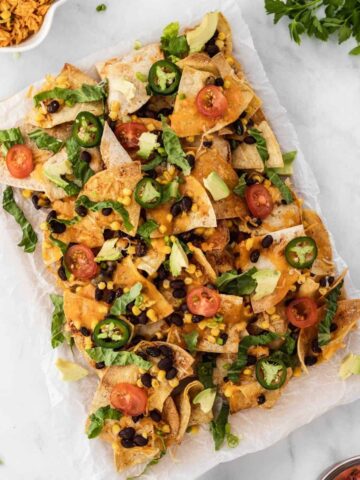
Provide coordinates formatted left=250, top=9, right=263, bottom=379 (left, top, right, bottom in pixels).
left=0, top=0, right=70, bottom=53
left=320, top=456, right=360, bottom=480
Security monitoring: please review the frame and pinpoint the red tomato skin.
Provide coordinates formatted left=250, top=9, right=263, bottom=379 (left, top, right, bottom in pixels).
left=195, top=86, right=228, bottom=118
left=110, top=383, right=148, bottom=416
left=286, top=297, right=318, bottom=328
left=245, top=184, right=274, bottom=219
left=114, top=122, right=147, bottom=150
left=64, top=244, right=98, bottom=281
left=186, top=286, right=221, bottom=317
left=6, top=144, right=34, bottom=179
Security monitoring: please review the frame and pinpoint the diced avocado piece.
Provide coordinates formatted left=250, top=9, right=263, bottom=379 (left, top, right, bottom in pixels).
left=43, top=150, right=72, bottom=188
left=186, top=12, right=219, bottom=54
left=138, top=132, right=160, bottom=160
left=169, top=238, right=189, bottom=277
left=95, top=238, right=122, bottom=262
left=203, top=171, right=230, bottom=201
left=193, top=388, right=216, bottom=414
left=252, top=269, right=281, bottom=301
left=274, top=151, right=297, bottom=175
left=339, top=353, right=360, bottom=380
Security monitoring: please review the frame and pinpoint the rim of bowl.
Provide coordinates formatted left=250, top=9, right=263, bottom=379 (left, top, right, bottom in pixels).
left=0, top=0, right=70, bottom=53
left=320, top=456, right=360, bottom=480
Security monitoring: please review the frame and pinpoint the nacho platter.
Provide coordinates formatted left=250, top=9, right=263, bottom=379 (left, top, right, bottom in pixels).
left=0, top=5, right=359, bottom=479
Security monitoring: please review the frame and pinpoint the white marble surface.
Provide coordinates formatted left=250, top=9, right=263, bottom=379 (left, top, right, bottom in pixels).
left=0, top=1, right=360, bottom=479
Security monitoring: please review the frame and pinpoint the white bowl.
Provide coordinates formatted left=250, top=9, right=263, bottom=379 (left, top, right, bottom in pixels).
left=0, top=0, right=70, bottom=53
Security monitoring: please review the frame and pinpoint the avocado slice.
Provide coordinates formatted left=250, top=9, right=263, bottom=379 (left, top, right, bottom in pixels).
left=138, top=132, right=160, bottom=160
left=169, top=238, right=189, bottom=277
left=95, top=238, right=122, bottom=262
left=252, top=269, right=281, bottom=301
left=203, top=171, right=230, bottom=201
left=43, top=150, right=72, bottom=189
left=186, top=12, right=219, bottom=54
left=193, top=388, right=216, bottom=414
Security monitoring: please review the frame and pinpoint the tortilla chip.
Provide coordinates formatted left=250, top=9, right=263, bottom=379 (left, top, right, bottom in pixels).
left=96, top=44, right=163, bottom=116
left=100, top=122, right=132, bottom=167
left=171, top=63, right=253, bottom=137
left=217, top=13, right=233, bottom=58
left=192, top=149, right=248, bottom=219
left=147, top=175, right=217, bottom=237
left=134, top=238, right=167, bottom=276
left=162, top=396, right=181, bottom=445
left=303, top=209, right=335, bottom=276
left=239, top=203, right=302, bottom=236
left=113, top=256, right=173, bottom=320
left=191, top=245, right=217, bottom=283
left=232, top=120, right=284, bottom=170
left=177, top=53, right=219, bottom=75
left=27, top=64, right=104, bottom=128
left=221, top=368, right=292, bottom=413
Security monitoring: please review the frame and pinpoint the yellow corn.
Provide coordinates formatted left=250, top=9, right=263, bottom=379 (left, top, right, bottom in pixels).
left=260, top=320, right=270, bottom=329
left=40, top=222, right=48, bottom=231
left=146, top=308, right=158, bottom=322
left=122, top=188, right=132, bottom=196
left=190, top=425, right=199, bottom=434
left=159, top=225, right=167, bottom=234
left=186, top=136, right=195, bottom=143
left=264, top=179, right=272, bottom=189
left=211, top=328, right=220, bottom=337
left=151, top=379, right=160, bottom=388
left=166, top=213, right=173, bottom=223
left=186, top=264, right=196, bottom=274
left=73, top=320, right=81, bottom=330
left=112, top=424, right=121, bottom=435
left=266, top=306, right=276, bottom=315
left=22, top=189, right=32, bottom=199
left=98, top=282, right=106, bottom=290
left=217, top=31, right=226, bottom=41
left=162, top=279, right=170, bottom=289
left=91, top=320, right=98, bottom=331
left=215, top=39, right=224, bottom=49
left=271, top=314, right=281, bottom=321
left=168, top=165, right=176, bottom=175
left=107, top=281, right=114, bottom=290
left=184, top=313, right=192, bottom=324
left=290, top=285, right=297, bottom=292
left=160, top=245, right=172, bottom=254
left=224, top=79, right=231, bottom=89
left=319, top=287, right=328, bottom=296
left=198, top=321, right=207, bottom=330
left=139, top=368, right=146, bottom=374
left=184, top=277, right=193, bottom=285
left=157, top=370, right=166, bottom=382
left=98, top=305, right=108, bottom=314
left=121, top=196, right=132, bottom=206
left=147, top=123, right=155, bottom=131
left=226, top=56, right=235, bottom=65
left=111, top=101, right=120, bottom=112
left=195, top=269, right=203, bottom=278
left=137, top=379, right=143, bottom=388
left=132, top=305, right=141, bottom=316
left=224, top=387, right=232, bottom=398
left=245, top=238, right=254, bottom=251
left=293, top=367, right=302, bottom=377
left=162, top=424, right=171, bottom=433
left=131, top=115, right=138, bottom=121
left=84, top=337, right=93, bottom=349
left=155, top=331, right=163, bottom=339
left=108, top=111, right=118, bottom=121
left=243, top=368, right=252, bottom=376
left=123, top=287, right=130, bottom=293
left=207, top=335, right=216, bottom=344
left=219, top=324, right=226, bottom=331
left=110, top=221, right=121, bottom=231
left=169, top=378, right=179, bottom=388
left=195, top=228, right=205, bottom=235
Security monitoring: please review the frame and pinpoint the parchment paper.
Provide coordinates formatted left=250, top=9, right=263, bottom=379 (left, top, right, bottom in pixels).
left=0, top=0, right=359, bottom=479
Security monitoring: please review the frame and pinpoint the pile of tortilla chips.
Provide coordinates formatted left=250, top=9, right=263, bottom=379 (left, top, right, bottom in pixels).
left=1, top=11, right=359, bottom=475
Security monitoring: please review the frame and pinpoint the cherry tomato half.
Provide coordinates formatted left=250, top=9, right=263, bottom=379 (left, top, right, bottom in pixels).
left=6, top=144, right=34, bottom=179
left=110, top=383, right=148, bottom=416
left=114, top=122, right=147, bottom=150
left=286, top=297, right=318, bottom=328
left=64, top=244, right=98, bottom=280
left=195, top=85, right=228, bottom=118
left=245, top=184, right=274, bottom=220
left=186, top=286, right=221, bottom=317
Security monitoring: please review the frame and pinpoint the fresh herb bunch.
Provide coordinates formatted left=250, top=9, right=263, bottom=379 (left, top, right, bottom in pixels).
left=265, top=0, right=360, bottom=55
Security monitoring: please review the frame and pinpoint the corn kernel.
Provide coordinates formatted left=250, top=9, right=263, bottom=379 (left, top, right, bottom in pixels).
left=211, top=328, right=220, bottom=337
left=218, top=31, right=226, bottom=41
left=168, top=165, right=176, bottom=175
left=132, top=305, right=141, bottom=316
left=215, top=39, right=224, bottom=49
left=162, top=424, right=171, bottom=433
left=266, top=306, right=276, bottom=315
left=111, top=101, right=120, bottom=112
left=224, top=387, right=232, bottom=398
left=243, top=368, right=252, bottom=376
left=159, top=224, right=167, bottom=234
left=147, top=123, right=155, bottom=131
left=98, top=305, right=108, bottom=314
left=112, top=424, right=121, bottom=435
left=260, top=321, right=270, bottom=329
left=169, top=378, right=179, bottom=388
left=219, top=323, right=226, bottom=331
left=271, top=314, right=281, bottom=321
left=152, top=379, right=160, bottom=388
left=139, top=368, right=146, bottom=374
left=166, top=213, right=173, bottom=223
left=150, top=365, right=159, bottom=375
left=157, top=370, right=166, bottom=382
left=195, top=228, right=205, bottom=235
left=195, top=269, right=203, bottom=278
left=98, top=281, right=106, bottom=290
left=163, top=279, right=170, bottom=289
left=186, top=136, right=195, bottom=143
left=290, top=285, right=297, bottom=292
left=190, top=425, right=199, bottom=434
left=85, top=337, right=93, bottom=349
left=109, top=111, right=118, bottom=121
left=137, top=379, right=143, bottom=388
left=121, top=196, right=132, bottom=206
left=107, top=281, right=114, bottom=290
left=184, top=277, right=193, bottom=285
left=199, top=321, right=207, bottom=330
left=184, top=313, right=192, bottom=324
left=155, top=331, right=163, bottom=339
left=224, top=79, right=231, bottom=89
left=207, top=335, right=216, bottom=344
left=131, top=115, right=138, bottom=121
left=123, top=287, right=130, bottom=293
left=186, top=264, right=196, bottom=274
left=122, top=188, right=132, bottom=196
left=110, top=221, right=121, bottom=231
left=245, top=238, right=254, bottom=251
left=160, top=245, right=172, bottom=254
left=22, top=189, right=32, bottom=199
left=69, top=274, right=75, bottom=282
left=40, top=222, right=48, bottom=231
left=226, top=56, right=235, bottom=65
left=73, top=320, right=81, bottom=330
left=293, top=367, right=302, bottom=377
left=264, top=179, right=272, bottom=189
left=76, top=286, right=82, bottom=294
left=319, top=287, right=328, bottom=296
left=146, top=308, right=158, bottom=322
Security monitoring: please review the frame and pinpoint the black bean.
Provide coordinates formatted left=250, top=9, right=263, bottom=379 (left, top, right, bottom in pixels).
left=103, top=228, right=114, bottom=240
left=203, top=140, right=213, bottom=148
left=246, top=177, right=256, bottom=186
left=46, top=210, right=57, bottom=223
left=129, top=335, right=143, bottom=346
left=192, top=314, right=203, bottom=324
left=250, top=249, right=260, bottom=263
left=170, top=201, right=182, bottom=217
left=141, top=373, right=152, bottom=388
left=170, top=279, right=185, bottom=289
left=137, top=351, right=148, bottom=361
left=157, top=264, right=168, bottom=281
left=261, top=235, right=273, bottom=249
left=223, top=376, right=229, bottom=382
left=247, top=118, right=254, bottom=128
left=133, top=435, right=148, bottom=447
left=57, top=265, right=67, bottom=281
left=219, top=332, right=228, bottom=344
left=138, top=311, right=148, bottom=325
left=132, top=414, right=144, bottom=423
left=159, top=345, right=173, bottom=358
left=173, top=288, right=187, bottom=299
left=149, top=409, right=162, bottom=422
left=328, top=276, right=335, bottom=285
left=180, top=302, right=189, bottom=313
left=80, top=326, right=90, bottom=337
left=244, top=135, right=256, bottom=145
left=311, top=338, right=322, bottom=354
left=240, top=111, right=247, bottom=119
left=31, top=194, right=41, bottom=210
left=180, top=196, right=193, bottom=212
left=257, top=394, right=266, bottom=405
left=115, top=287, right=124, bottom=297
left=186, top=153, right=195, bottom=169
left=246, top=355, right=257, bottom=366
left=126, top=301, right=135, bottom=313
left=121, top=438, right=135, bottom=448
left=75, top=205, right=88, bottom=217
left=49, top=220, right=66, bottom=234
left=165, top=312, right=184, bottom=327
left=135, top=241, right=148, bottom=257
left=165, top=367, right=178, bottom=380
left=102, top=207, right=113, bottom=216
left=47, top=100, right=60, bottom=113
left=214, top=77, right=224, bottom=87
left=205, top=43, right=220, bottom=57
left=95, top=361, right=105, bottom=369
left=233, top=120, right=244, bottom=136
left=304, top=355, right=317, bottom=366
left=80, top=150, right=92, bottom=163
left=330, top=323, right=338, bottom=332
left=103, top=290, right=116, bottom=304
left=119, top=427, right=135, bottom=439
left=319, top=277, right=327, bottom=288
left=146, top=346, right=161, bottom=357
left=158, top=357, right=173, bottom=371
left=281, top=199, right=288, bottom=205
left=128, top=315, right=139, bottom=326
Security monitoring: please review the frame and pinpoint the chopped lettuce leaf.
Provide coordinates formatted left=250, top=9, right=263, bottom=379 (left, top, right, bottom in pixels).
left=197, top=360, right=215, bottom=389
left=265, top=168, right=294, bottom=204
left=137, top=219, right=159, bottom=244
left=210, top=401, right=229, bottom=451
left=66, top=136, right=94, bottom=187
left=86, top=347, right=151, bottom=370
left=76, top=195, right=133, bottom=232
left=216, top=268, right=257, bottom=296
left=248, top=128, right=269, bottom=163
left=160, top=21, right=189, bottom=60
left=318, top=280, right=343, bottom=346
left=183, top=331, right=199, bottom=353
left=110, top=282, right=143, bottom=315
left=0, top=127, right=24, bottom=156
left=339, top=353, right=360, bottom=380
left=95, top=238, right=122, bottom=262
left=33, top=80, right=107, bottom=107
left=28, top=129, right=63, bottom=154
left=87, top=406, right=121, bottom=439
left=274, top=150, right=297, bottom=175
left=161, top=118, right=191, bottom=175
left=50, top=294, right=72, bottom=348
